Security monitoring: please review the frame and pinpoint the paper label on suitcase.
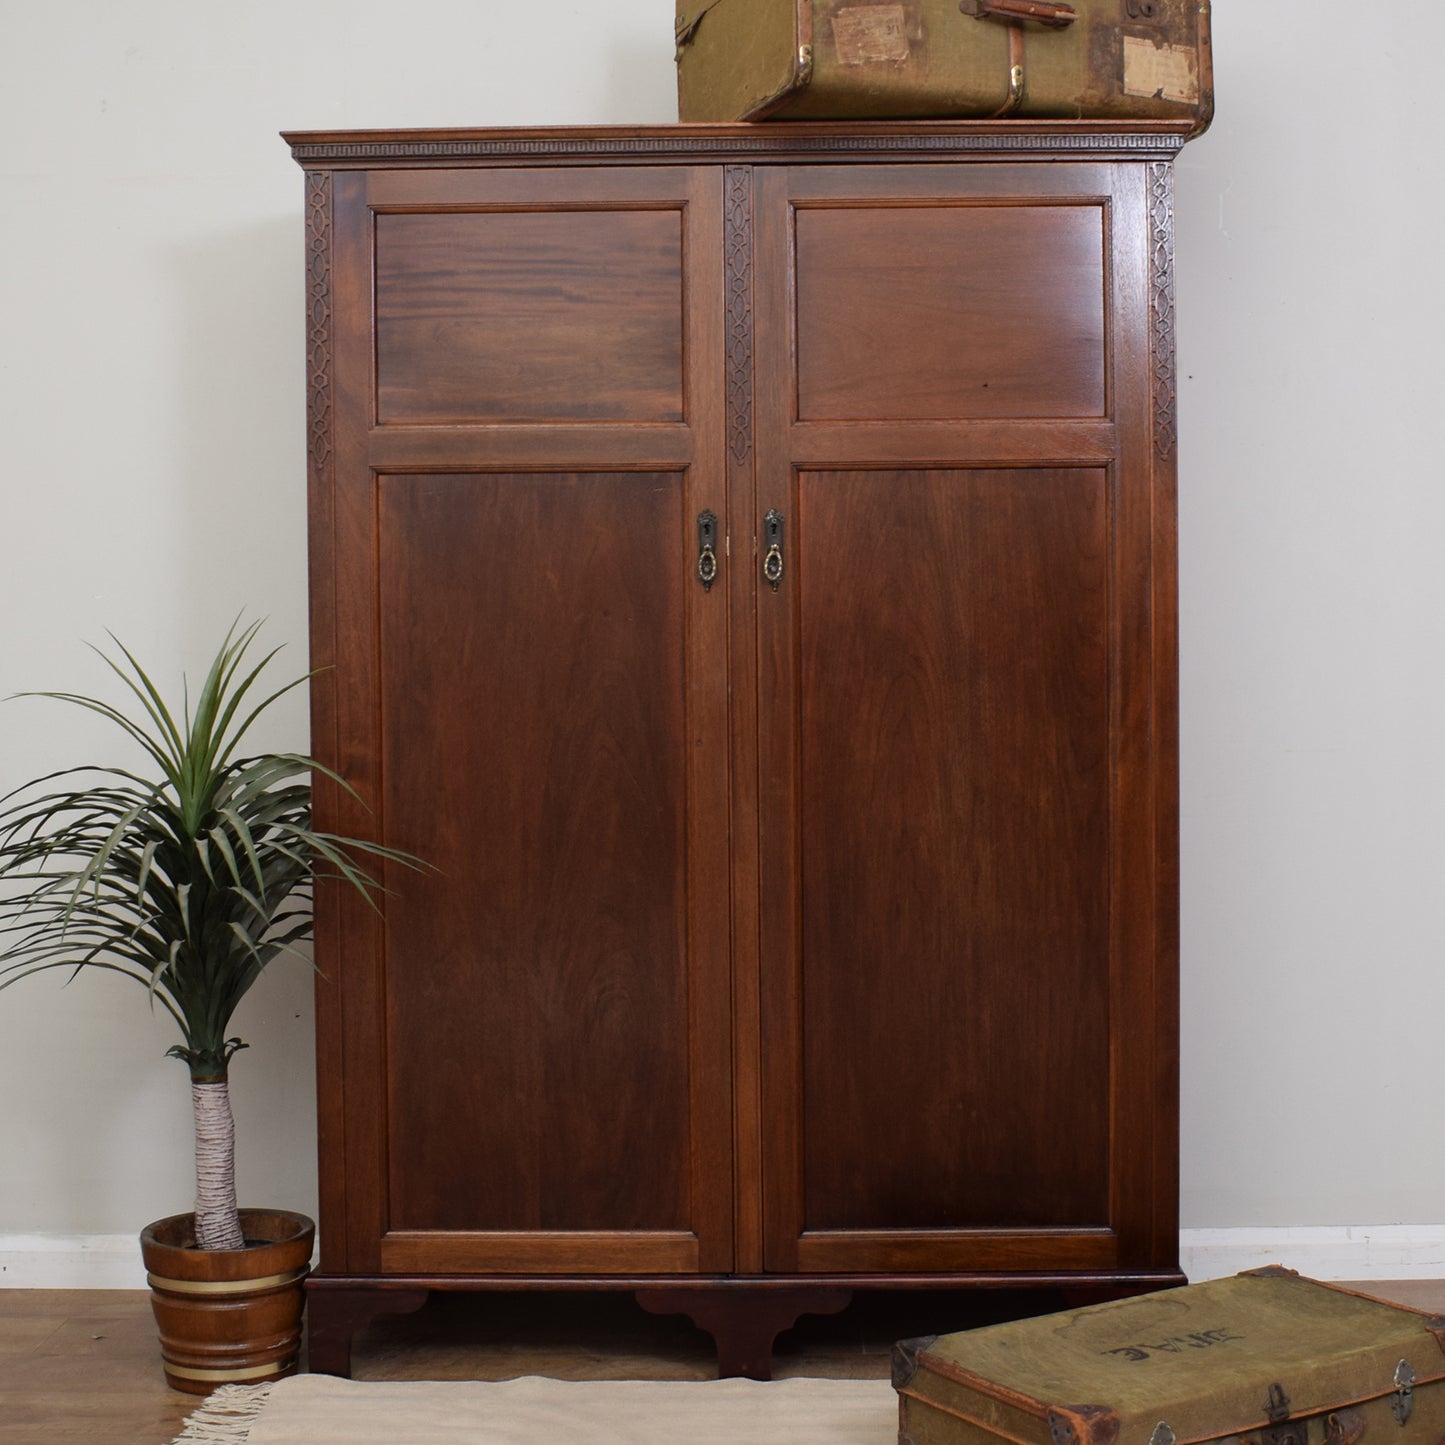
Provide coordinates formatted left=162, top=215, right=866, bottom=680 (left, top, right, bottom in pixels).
left=831, top=6, right=912, bottom=65
left=1123, top=35, right=1199, bottom=104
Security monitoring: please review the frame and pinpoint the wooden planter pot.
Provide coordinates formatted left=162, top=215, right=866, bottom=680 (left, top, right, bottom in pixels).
left=140, top=1208, right=315, bottom=1394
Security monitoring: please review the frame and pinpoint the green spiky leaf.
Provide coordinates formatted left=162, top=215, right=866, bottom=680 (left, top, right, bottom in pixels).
left=0, top=621, right=429, bottom=1083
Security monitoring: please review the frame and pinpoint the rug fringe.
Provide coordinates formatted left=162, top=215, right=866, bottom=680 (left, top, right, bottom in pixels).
left=168, top=1383, right=274, bottom=1444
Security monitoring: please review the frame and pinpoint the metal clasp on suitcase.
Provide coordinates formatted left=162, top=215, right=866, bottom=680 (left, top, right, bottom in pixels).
left=1322, top=1409, right=1368, bottom=1445
left=1162, top=1396, right=1373, bottom=1445
left=957, top=0, right=1076, bottom=116
left=1257, top=1384, right=1309, bottom=1445
left=1391, top=1360, right=1417, bottom=1427
left=1206, top=1387, right=1369, bottom=1445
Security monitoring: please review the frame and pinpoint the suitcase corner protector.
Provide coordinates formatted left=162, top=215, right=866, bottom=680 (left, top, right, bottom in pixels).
left=1048, top=1403, right=1123, bottom=1445
left=892, top=1334, right=939, bottom=1391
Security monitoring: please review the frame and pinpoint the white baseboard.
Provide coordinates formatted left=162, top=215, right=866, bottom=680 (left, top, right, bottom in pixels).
left=0, top=1233, right=148, bottom=1289
left=5, top=1226, right=1445, bottom=1291
left=1181, top=1226, right=1445, bottom=1282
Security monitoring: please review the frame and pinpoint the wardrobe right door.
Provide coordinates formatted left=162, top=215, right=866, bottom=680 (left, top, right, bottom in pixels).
left=748, top=157, right=1179, bottom=1283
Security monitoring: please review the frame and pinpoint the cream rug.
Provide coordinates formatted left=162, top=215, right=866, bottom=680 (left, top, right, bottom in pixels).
left=171, top=1374, right=899, bottom=1443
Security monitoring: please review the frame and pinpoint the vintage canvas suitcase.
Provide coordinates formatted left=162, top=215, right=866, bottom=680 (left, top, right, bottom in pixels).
left=894, top=1269, right=1445, bottom=1445
left=676, top=0, right=1213, bottom=133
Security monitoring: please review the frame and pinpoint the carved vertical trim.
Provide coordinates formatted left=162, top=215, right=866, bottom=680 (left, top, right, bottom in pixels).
left=1149, top=160, right=1177, bottom=460
left=305, top=171, right=334, bottom=492
left=725, top=165, right=754, bottom=466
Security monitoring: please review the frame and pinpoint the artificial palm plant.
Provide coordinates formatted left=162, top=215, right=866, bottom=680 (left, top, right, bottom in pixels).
left=0, top=620, right=418, bottom=1250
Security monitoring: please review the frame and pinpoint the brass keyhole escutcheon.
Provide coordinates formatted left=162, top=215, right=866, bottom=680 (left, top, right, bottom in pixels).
left=762, top=509, right=784, bottom=591
left=697, top=510, right=720, bottom=592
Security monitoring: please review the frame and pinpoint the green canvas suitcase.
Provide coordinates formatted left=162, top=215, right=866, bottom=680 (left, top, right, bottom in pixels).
left=675, top=0, right=1213, bottom=134
left=894, top=1269, right=1445, bottom=1445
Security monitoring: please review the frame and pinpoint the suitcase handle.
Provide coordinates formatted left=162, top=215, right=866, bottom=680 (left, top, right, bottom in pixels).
left=959, top=0, right=1077, bottom=29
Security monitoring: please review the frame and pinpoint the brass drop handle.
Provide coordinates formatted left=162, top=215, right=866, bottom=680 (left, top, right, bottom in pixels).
left=762, top=509, right=784, bottom=591
left=697, top=510, right=719, bottom=591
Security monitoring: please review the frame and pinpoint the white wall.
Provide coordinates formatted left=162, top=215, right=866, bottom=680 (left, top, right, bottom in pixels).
left=0, top=0, right=679, bottom=1273
left=1, top=1, right=1441, bottom=1283
left=1174, top=7, right=1445, bottom=1232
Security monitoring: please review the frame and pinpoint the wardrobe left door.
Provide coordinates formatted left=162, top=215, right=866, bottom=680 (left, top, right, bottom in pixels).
left=307, top=163, right=733, bottom=1278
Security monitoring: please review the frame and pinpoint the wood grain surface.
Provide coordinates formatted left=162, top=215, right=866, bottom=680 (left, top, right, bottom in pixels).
left=376, top=210, right=684, bottom=425
left=794, top=204, right=1106, bottom=420
left=795, top=467, right=1112, bottom=1233
left=376, top=471, right=691, bottom=1235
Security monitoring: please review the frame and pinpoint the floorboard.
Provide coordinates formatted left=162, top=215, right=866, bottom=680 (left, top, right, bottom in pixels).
left=4, top=1281, right=1443, bottom=1444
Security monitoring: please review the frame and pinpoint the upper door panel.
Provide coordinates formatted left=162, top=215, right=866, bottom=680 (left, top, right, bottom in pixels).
left=375, top=208, right=685, bottom=425
left=794, top=202, right=1106, bottom=421
left=776, top=163, right=1115, bottom=430
left=353, top=166, right=718, bottom=446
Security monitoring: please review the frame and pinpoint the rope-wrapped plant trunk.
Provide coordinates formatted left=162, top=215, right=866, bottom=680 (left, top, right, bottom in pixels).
left=192, top=1079, right=245, bottom=1250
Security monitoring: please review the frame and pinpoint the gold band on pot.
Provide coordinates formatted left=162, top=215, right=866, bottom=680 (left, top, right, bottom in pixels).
left=164, top=1358, right=297, bottom=1383
left=146, top=1267, right=307, bottom=1295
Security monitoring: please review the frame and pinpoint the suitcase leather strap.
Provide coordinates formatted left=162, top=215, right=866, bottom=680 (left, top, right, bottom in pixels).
left=958, top=0, right=1076, bottom=114
left=993, top=24, right=1026, bottom=116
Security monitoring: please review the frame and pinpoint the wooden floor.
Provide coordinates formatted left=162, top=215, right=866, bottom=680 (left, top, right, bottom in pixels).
left=6, top=1281, right=1445, bottom=1444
